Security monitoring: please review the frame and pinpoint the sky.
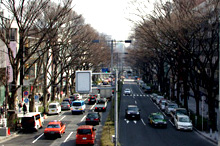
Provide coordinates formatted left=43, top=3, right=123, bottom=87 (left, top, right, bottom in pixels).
left=72, top=0, right=154, bottom=40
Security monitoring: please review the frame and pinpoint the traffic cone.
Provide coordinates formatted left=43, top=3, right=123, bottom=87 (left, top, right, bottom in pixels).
left=8, top=127, right=10, bottom=135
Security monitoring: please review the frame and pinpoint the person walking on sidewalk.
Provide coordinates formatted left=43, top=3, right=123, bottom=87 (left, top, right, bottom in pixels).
left=18, top=102, right=22, bottom=113
left=23, top=103, right=27, bottom=115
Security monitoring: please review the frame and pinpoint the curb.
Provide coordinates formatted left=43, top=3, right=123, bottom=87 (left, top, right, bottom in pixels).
left=0, top=132, right=19, bottom=143
left=193, top=128, right=218, bottom=144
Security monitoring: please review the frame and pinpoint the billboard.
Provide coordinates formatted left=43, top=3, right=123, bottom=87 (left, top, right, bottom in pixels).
left=75, top=70, right=92, bottom=93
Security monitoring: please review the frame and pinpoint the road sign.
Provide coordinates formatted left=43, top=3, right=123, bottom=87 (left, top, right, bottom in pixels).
left=75, top=70, right=92, bottom=93
left=24, top=98, right=29, bottom=103
left=24, top=91, right=29, bottom=96
left=34, top=95, right=39, bottom=100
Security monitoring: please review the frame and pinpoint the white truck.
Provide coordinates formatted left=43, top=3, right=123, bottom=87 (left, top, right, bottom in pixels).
left=100, top=85, right=113, bottom=101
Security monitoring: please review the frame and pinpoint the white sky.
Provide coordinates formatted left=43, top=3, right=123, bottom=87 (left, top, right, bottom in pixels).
left=72, top=0, right=154, bottom=40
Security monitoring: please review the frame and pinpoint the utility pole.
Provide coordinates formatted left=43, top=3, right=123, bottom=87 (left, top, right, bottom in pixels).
left=114, top=70, right=118, bottom=146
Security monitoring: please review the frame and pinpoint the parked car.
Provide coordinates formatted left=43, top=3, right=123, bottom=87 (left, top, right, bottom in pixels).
left=85, top=112, right=101, bottom=125
left=94, top=98, right=107, bottom=112
left=48, top=102, right=61, bottom=115
left=148, top=112, right=167, bottom=128
left=159, top=99, right=167, bottom=111
left=125, top=105, right=141, bottom=120
left=124, top=88, right=131, bottom=95
left=143, top=86, right=152, bottom=93
left=174, top=115, right=193, bottom=131
left=75, top=125, right=96, bottom=145
left=21, top=112, right=43, bottom=131
left=150, top=93, right=158, bottom=102
left=156, top=96, right=164, bottom=105
left=69, top=95, right=78, bottom=102
left=44, top=120, right=66, bottom=138
left=61, top=101, right=70, bottom=110
left=165, top=102, right=178, bottom=115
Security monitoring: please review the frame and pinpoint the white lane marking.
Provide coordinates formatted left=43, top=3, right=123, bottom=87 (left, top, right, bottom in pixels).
left=162, top=112, right=166, bottom=117
left=58, top=112, right=63, bottom=117
left=135, top=101, right=137, bottom=104
left=140, top=94, right=142, bottom=96
left=90, top=103, right=96, bottom=110
left=141, top=119, right=146, bottom=126
left=81, top=115, right=87, bottom=122
left=134, top=120, right=137, bottom=124
left=169, top=119, right=174, bottom=126
left=124, top=119, right=129, bottom=124
left=32, top=133, right=44, bottom=143
left=64, top=131, right=73, bottom=143
left=59, top=115, right=66, bottom=121
left=84, top=97, right=89, bottom=101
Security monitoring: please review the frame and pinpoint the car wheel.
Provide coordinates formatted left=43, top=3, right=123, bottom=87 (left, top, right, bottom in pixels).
left=59, top=133, right=62, bottom=138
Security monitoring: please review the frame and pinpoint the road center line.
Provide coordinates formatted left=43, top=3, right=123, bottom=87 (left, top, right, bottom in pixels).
left=64, top=131, right=73, bottom=143
left=81, top=115, right=87, bottom=122
left=141, top=119, right=146, bottom=126
left=32, top=133, right=44, bottom=143
left=59, top=115, right=66, bottom=121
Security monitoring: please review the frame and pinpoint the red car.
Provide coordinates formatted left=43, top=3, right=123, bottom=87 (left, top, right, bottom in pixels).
left=75, top=125, right=96, bottom=145
left=44, top=121, right=66, bottom=138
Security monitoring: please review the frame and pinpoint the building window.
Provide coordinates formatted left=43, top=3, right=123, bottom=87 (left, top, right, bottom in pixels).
left=10, top=28, right=17, bottom=41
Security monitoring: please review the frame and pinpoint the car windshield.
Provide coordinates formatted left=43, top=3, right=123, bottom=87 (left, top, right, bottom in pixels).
left=179, top=117, right=190, bottom=122
left=47, top=124, right=60, bottom=128
left=127, top=106, right=138, bottom=111
left=153, top=115, right=164, bottom=120
left=125, top=89, right=130, bottom=91
left=78, top=129, right=92, bottom=134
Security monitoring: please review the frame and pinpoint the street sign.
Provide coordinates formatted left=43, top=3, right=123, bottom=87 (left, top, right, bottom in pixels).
left=102, top=68, right=109, bottom=73
left=75, top=70, right=92, bottom=93
left=24, top=91, right=29, bottom=96
left=24, top=98, right=29, bottom=103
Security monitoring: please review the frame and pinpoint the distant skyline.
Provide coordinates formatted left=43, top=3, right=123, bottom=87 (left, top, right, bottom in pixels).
left=72, top=0, right=155, bottom=40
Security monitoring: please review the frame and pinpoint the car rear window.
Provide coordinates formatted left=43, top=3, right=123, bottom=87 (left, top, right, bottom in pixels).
left=78, top=129, right=92, bottom=134
left=49, top=105, right=57, bottom=108
left=72, top=102, right=82, bottom=106
left=87, top=113, right=98, bottom=118
left=47, top=124, right=60, bottom=128
left=127, top=106, right=138, bottom=111
left=22, top=117, right=34, bottom=124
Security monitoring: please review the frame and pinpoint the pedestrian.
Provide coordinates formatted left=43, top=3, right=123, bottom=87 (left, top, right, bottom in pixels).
left=23, top=103, right=27, bottom=115
left=18, top=102, right=22, bottom=113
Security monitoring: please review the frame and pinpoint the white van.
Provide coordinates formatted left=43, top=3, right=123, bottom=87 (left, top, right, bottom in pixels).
left=71, top=100, right=86, bottom=114
left=48, top=102, right=61, bottom=115
left=21, top=112, right=43, bottom=131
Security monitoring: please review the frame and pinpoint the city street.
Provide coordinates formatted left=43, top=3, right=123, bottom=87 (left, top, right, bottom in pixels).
left=119, top=80, right=216, bottom=146
left=0, top=96, right=111, bottom=146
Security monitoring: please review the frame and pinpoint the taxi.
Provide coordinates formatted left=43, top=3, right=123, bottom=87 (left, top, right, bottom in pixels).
left=44, top=120, right=66, bottom=138
left=75, top=125, right=96, bottom=145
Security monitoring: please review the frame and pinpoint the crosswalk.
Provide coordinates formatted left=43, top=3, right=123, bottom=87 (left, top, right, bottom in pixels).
left=123, top=94, right=148, bottom=97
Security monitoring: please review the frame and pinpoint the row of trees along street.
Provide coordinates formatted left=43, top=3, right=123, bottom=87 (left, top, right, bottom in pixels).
left=0, top=0, right=111, bottom=129
left=127, top=0, right=219, bottom=131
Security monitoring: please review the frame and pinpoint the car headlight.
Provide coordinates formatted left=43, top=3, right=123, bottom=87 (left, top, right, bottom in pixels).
left=137, top=112, right=140, bottom=114
left=164, top=121, right=167, bottom=124
left=127, top=112, right=131, bottom=114
left=153, top=121, right=158, bottom=124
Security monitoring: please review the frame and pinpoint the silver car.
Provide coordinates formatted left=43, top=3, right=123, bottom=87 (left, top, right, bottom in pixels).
left=165, top=103, right=178, bottom=115
left=124, top=88, right=131, bottom=95
left=61, top=101, right=70, bottom=110
left=156, top=96, right=164, bottom=104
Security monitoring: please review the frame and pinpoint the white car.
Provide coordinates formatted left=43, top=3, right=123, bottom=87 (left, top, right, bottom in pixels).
left=124, top=88, right=131, bottom=95
left=165, top=103, right=178, bottom=115
left=73, top=93, right=82, bottom=100
left=174, top=115, right=193, bottom=131
left=156, top=96, right=164, bottom=104
left=159, top=99, right=167, bottom=111
left=48, top=102, right=61, bottom=115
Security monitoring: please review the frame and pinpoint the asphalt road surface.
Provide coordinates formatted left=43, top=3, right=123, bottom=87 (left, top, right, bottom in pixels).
left=1, top=96, right=111, bottom=146
left=119, top=80, right=216, bottom=146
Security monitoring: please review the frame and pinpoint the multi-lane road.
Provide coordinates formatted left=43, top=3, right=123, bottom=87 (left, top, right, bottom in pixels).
left=119, top=80, right=216, bottom=146
left=0, top=96, right=111, bottom=146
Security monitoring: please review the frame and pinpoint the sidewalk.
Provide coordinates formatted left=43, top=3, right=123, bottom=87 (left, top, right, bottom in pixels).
left=181, top=96, right=219, bottom=144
